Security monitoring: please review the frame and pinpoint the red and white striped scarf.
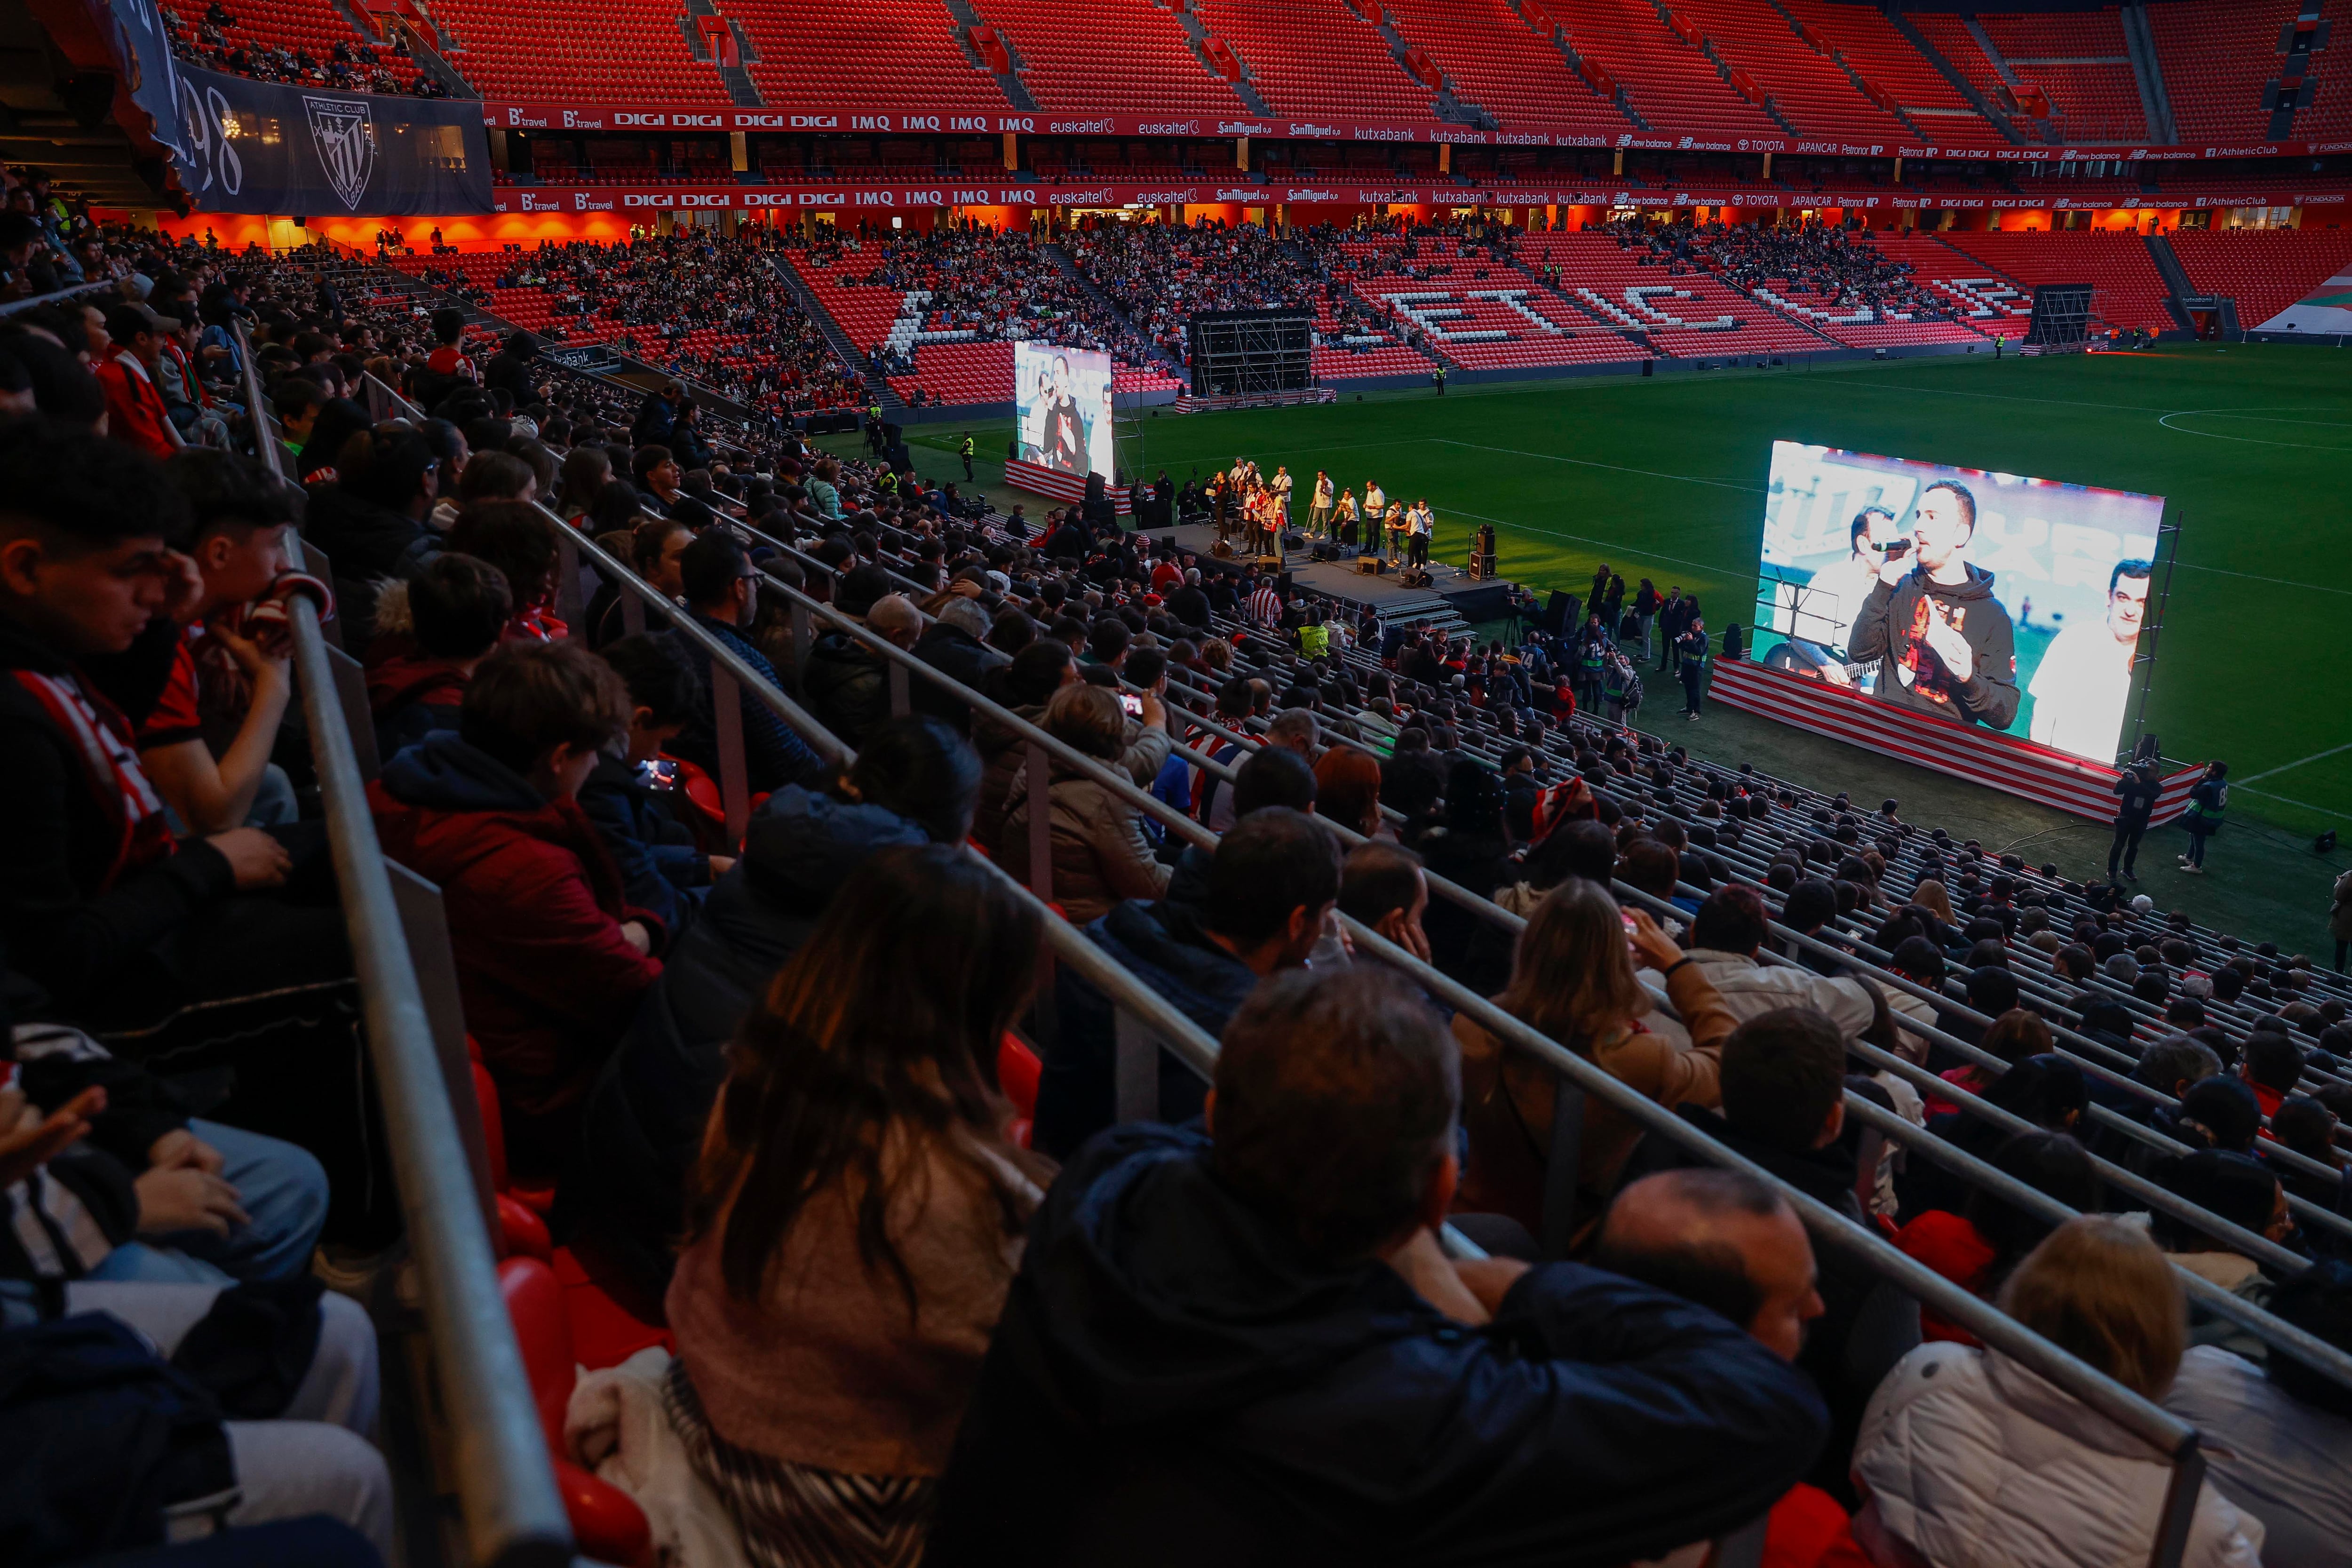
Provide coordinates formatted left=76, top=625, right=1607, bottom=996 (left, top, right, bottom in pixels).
left=11, top=669, right=177, bottom=891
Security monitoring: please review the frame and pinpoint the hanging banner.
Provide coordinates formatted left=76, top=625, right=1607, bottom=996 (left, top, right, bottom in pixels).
left=96, top=0, right=492, bottom=215
left=169, top=65, right=492, bottom=215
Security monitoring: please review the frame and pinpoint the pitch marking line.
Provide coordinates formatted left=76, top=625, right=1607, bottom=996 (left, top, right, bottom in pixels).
left=2234, top=740, right=2352, bottom=788
left=1427, top=438, right=1765, bottom=493
left=2155, top=406, right=2352, bottom=451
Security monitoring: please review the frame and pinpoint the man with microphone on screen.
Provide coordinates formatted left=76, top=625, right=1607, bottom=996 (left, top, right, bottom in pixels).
left=1847, top=479, right=2020, bottom=732
left=2027, top=559, right=2151, bottom=760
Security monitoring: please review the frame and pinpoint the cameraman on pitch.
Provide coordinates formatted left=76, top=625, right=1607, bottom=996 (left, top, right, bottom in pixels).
left=1847, top=479, right=2020, bottom=731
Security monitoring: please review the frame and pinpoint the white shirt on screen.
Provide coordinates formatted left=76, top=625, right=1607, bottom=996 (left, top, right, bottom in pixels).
left=2026, top=618, right=2135, bottom=760
left=1800, top=554, right=1880, bottom=651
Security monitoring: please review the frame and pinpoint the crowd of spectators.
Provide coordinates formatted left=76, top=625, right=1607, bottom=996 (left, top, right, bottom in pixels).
left=7, top=203, right=2352, bottom=1568
left=1605, top=213, right=1963, bottom=323
left=160, top=1, right=449, bottom=97
left=1063, top=219, right=1326, bottom=363
left=465, top=233, right=866, bottom=417
left=812, top=223, right=1153, bottom=367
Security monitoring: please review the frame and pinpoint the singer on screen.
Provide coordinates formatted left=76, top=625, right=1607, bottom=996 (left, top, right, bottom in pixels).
left=1847, top=479, right=2021, bottom=731
left=1040, top=354, right=1087, bottom=476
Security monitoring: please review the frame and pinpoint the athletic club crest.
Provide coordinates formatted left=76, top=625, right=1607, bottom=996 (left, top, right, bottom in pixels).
left=303, top=95, right=377, bottom=211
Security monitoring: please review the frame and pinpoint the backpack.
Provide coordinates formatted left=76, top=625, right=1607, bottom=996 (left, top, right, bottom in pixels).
left=0, top=1315, right=236, bottom=1563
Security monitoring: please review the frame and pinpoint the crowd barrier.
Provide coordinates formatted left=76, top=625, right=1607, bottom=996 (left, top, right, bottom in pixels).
left=325, top=371, right=2352, bottom=1567
left=256, top=350, right=573, bottom=1568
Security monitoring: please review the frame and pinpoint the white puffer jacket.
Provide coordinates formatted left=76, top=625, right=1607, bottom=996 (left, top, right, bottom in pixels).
left=1852, top=1342, right=2265, bottom=1568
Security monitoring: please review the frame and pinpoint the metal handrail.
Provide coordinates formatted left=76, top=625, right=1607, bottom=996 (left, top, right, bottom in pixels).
left=566, top=500, right=2237, bottom=1565
left=1135, top=613, right=2352, bottom=1200
left=741, top=548, right=2352, bottom=1378
left=243, top=330, right=573, bottom=1566
left=0, top=277, right=119, bottom=317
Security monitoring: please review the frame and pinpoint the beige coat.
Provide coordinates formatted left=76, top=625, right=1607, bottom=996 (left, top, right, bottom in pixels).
left=1452, top=961, right=1736, bottom=1241
left=1001, top=756, right=1171, bottom=924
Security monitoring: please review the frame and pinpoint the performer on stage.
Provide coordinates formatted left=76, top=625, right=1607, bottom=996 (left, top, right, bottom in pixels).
left=1308, top=471, right=1334, bottom=537
left=1383, top=499, right=1406, bottom=563
left=1334, top=488, right=1360, bottom=549
left=1406, top=498, right=1432, bottom=569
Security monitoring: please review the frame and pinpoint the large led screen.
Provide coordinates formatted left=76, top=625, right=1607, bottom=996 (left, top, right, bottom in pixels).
left=1754, top=441, right=2164, bottom=763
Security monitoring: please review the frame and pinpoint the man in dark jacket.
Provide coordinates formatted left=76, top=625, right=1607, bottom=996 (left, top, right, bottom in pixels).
left=909, top=598, right=1008, bottom=736
left=302, top=426, right=443, bottom=639
left=661, top=531, right=821, bottom=794
left=558, top=716, right=979, bottom=1305
left=803, top=592, right=922, bottom=748
left=1846, top=480, right=2019, bottom=731
left=927, top=966, right=1828, bottom=1566
left=482, top=329, right=540, bottom=405
left=630, top=380, right=685, bottom=451
left=1035, top=808, right=1340, bottom=1159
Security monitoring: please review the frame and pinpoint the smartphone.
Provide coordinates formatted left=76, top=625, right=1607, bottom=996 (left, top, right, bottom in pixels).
left=638, top=758, right=679, bottom=791
left=1620, top=910, right=1639, bottom=933
left=1119, top=692, right=1144, bottom=717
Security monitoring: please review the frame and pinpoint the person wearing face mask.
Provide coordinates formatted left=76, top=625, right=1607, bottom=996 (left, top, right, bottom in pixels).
left=1847, top=480, right=2020, bottom=732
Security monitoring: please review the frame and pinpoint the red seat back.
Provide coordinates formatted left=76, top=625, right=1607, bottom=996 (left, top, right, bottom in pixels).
left=496, top=1256, right=574, bottom=1454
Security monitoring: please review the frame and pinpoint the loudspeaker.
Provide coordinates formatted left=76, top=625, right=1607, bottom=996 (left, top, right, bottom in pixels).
left=1311, top=541, right=1340, bottom=562
left=1283, top=530, right=1304, bottom=551
left=1357, top=556, right=1385, bottom=576
left=1256, top=554, right=1284, bottom=571
left=1212, top=540, right=1234, bottom=558
left=1278, top=571, right=1295, bottom=592
left=1542, top=590, right=1577, bottom=637
left=1468, top=551, right=1498, bottom=581
left=1400, top=568, right=1433, bottom=589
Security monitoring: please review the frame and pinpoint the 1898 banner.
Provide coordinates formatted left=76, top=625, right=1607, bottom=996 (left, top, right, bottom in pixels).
left=105, top=0, right=492, bottom=215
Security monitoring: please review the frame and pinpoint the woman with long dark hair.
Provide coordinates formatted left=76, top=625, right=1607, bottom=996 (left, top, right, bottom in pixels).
left=666, top=844, right=1051, bottom=1567
left=1452, top=876, right=1735, bottom=1246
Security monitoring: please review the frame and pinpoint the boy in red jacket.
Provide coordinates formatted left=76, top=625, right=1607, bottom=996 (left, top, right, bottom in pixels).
left=368, top=640, right=662, bottom=1174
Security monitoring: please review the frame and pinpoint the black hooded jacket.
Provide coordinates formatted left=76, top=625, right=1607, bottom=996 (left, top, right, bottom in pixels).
left=1847, top=563, right=2019, bottom=731
left=923, top=1122, right=1827, bottom=1567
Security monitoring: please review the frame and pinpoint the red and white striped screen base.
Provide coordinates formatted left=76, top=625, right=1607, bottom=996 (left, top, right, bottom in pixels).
left=1005, top=458, right=1134, bottom=513
left=1706, top=659, right=2203, bottom=826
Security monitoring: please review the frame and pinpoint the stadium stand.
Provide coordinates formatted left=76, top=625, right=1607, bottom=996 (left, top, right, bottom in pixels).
left=1519, top=230, right=1835, bottom=355
left=726, top=0, right=1016, bottom=112
left=1560, top=0, right=1789, bottom=140
left=1668, top=0, right=1915, bottom=143
left=1776, top=0, right=1990, bottom=133
left=160, top=0, right=439, bottom=94
left=2170, top=224, right=2352, bottom=330
left=20, top=27, right=2352, bottom=1562
left=1380, top=0, right=1629, bottom=136
left=1976, top=10, right=2149, bottom=145
left=1870, top=231, right=2034, bottom=338
left=2285, top=0, right=2352, bottom=142
left=2145, top=0, right=2302, bottom=145
left=1931, top=227, right=2177, bottom=332
left=1185, top=0, right=1438, bottom=123
left=971, top=0, right=1248, bottom=116
left=425, top=0, right=739, bottom=102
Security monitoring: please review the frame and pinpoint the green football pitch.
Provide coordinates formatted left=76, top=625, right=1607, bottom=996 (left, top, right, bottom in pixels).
left=875, top=343, right=2352, bottom=948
